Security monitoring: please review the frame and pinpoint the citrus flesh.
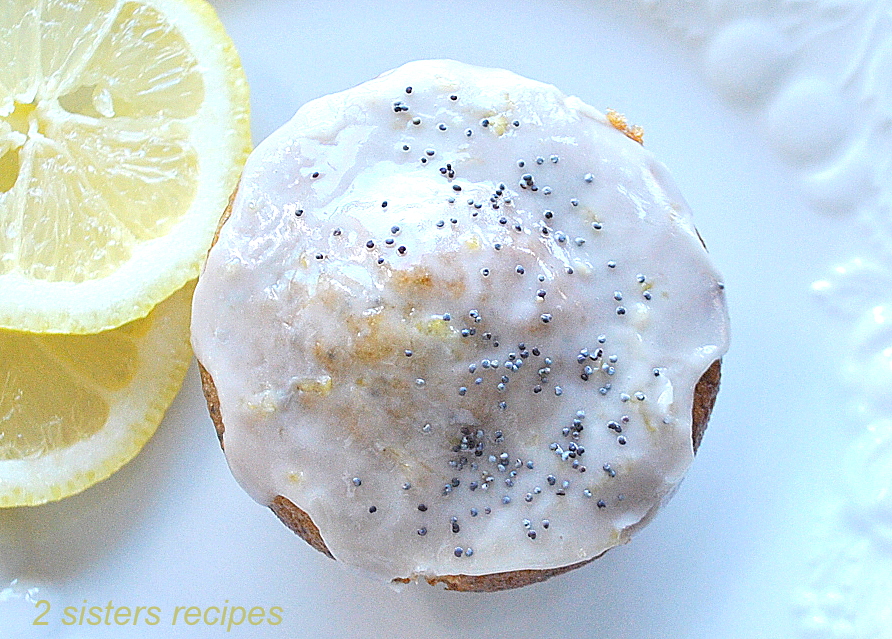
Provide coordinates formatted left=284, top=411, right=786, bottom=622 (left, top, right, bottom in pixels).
left=0, top=281, right=195, bottom=507
left=0, top=0, right=251, bottom=334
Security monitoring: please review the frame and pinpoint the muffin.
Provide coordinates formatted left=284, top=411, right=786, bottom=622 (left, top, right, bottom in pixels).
left=191, top=60, right=730, bottom=591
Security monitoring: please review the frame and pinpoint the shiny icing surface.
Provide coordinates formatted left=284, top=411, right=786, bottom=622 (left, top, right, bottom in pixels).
left=191, top=60, right=729, bottom=581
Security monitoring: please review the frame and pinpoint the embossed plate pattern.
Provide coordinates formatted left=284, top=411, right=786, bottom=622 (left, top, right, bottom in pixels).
left=1, top=1, right=888, bottom=637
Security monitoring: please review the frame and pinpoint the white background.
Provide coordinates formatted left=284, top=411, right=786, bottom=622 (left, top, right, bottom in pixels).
left=2, top=1, right=887, bottom=637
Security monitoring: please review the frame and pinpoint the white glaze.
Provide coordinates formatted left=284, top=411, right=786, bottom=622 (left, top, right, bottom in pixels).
left=191, top=60, right=728, bottom=581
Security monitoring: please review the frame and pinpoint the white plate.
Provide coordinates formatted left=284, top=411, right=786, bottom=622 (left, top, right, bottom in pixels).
left=3, top=1, right=891, bottom=637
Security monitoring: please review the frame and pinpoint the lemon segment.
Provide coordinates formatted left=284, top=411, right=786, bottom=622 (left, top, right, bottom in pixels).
left=0, top=3, right=40, bottom=111
left=75, top=1, right=205, bottom=120
left=0, top=0, right=251, bottom=334
left=0, top=281, right=195, bottom=507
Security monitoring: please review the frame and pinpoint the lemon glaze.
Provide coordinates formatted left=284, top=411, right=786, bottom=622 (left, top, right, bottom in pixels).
left=191, top=60, right=730, bottom=581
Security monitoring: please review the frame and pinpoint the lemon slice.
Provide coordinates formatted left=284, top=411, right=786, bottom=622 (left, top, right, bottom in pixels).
left=0, top=0, right=250, bottom=334
left=0, top=280, right=194, bottom=507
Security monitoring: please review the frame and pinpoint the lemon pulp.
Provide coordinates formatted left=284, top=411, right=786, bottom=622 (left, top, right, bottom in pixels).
left=0, top=281, right=195, bottom=507
left=0, top=0, right=251, bottom=333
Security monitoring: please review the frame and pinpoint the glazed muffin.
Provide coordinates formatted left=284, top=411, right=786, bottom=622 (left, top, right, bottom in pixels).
left=191, top=60, right=730, bottom=591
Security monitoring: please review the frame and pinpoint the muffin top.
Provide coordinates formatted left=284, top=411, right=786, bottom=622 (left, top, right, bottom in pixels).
left=191, top=60, right=730, bottom=581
